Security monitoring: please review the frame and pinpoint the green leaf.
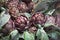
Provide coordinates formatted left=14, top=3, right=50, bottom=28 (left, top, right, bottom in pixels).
left=0, top=7, right=6, bottom=17
left=45, top=9, right=55, bottom=15
left=33, top=0, right=57, bottom=12
left=48, top=31, right=60, bottom=40
left=10, top=30, right=24, bottom=40
left=0, top=0, right=8, bottom=3
left=36, top=29, right=41, bottom=40
left=34, top=1, right=48, bottom=12
left=11, top=33, right=20, bottom=40
left=37, top=24, right=42, bottom=29
left=10, top=30, right=18, bottom=38
left=36, top=29, right=49, bottom=40
left=10, top=30, right=19, bottom=40
left=0, top=35, right=10, bottom=40
left=24, top=13, right=31, bottom=19
left=44, top=22, right=54, bottom=27
left=0, top=7, right=3, bottom=13
left=32, top=0, right=38, bottom=3
left=24, top=31, right=35, bottom=40
left=0, top=13, right=10, bottom=29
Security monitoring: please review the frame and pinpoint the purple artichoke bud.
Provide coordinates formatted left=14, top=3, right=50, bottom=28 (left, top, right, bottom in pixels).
left=7, top=0, right=19, bottom=8
left=31, top=12, right=46, bottom=25
left=17, top=2, right=28, bottom=12
left=45, top=15, right=56, bottom=25
left=14, top=15, right=29, bottom=32
left=28, top=26, right=37, bottom=33
left=9, top=7, right=19, bottom=18
left=1, top=19, right=15, bottom=36
left=56, top=14, right=60, bottom=27
left=4, top=19, right=15, bottom=31
left=27, top=2, right=35, bottom=12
